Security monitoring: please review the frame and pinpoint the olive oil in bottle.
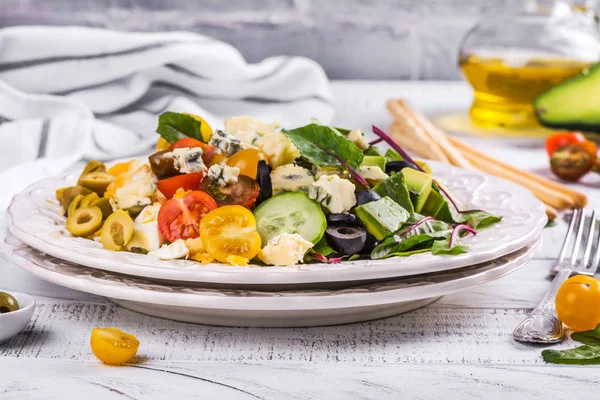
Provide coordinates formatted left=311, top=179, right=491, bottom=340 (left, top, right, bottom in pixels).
left=459, top=53, right=591, bottom=129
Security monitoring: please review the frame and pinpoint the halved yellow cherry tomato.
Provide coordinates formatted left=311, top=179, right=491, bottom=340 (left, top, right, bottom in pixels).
left=226, top=148, right=268, bottom=178
left=90, top=327, right=140, bottom=365
left=156, top=137, right=171, bottom=151
left=199, top=205, right=261, bottom=263
left=183, top=113, right=213, bottom=142
left=556, top=275, right=600, bottom=332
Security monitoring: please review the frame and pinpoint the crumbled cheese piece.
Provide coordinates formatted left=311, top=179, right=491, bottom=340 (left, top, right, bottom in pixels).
left=358, top=166, right=389, bottom=182
left=149, top=239, right=189, bottom=260
left=135, top=204, right=161, bottom=224
left=113, top=173, right=155, bottom=210
left=162, top=147, right=207, bottom=174
left=270, top=164, right=315, bottom=195
left=209, top=130, right=254, bottom=156
left=207, top=164, right=240, bottom=187
left=255, top=131, right=300, bottom=168
left=125, top=219, right=164, bottom=252
left=258, top=233, right=314, bottom=266
left=224, top=116, right=280, bottom=145
left=347, top=128, right=369, bottom=150
left=308, top=175, right=357, bottom=214
left=226, top=255, right=250, bottom=266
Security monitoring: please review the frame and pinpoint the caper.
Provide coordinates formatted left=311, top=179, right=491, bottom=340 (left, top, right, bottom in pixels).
left=80, top=192, right=100, bottom=208
left=101, top=210, right=135, bottom=251
left=78, top=171, right=115, bottom=196
left=0, top=292, right=20, bottom=314
left=90, top=197, right=114, bottom=220
left=66, top=206, right=103, bottom=237
left=80, top=160, right=106, bottom=176
left=60, top=186, right=93, bottom=211
left=67, top=194, right=84, bottom=217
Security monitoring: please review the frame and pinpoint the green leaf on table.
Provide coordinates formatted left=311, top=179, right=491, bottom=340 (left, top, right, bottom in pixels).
left=571, top=323, right=600, bottom=346
left=373, top=171, right=414, bottom=213
left=371, top=215, right=453, bottom=259
left=156, top=112, right=206, bottom=144
left=542, top=345, right=600, bottom=365
left=282, top=123, right=366, bottom=187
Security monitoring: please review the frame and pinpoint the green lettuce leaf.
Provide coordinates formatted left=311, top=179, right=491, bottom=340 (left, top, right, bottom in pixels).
left=571, top=324, right=600, bottom=346
left=431, top=238, right=469, bottom=256
left=282, top=123, right=367, bottom=187
left=385, top=149, right=403, bottom=162
left=542, top=345, right=600, bottom=365
left=371, top=215, right=453, bottom=259
left=433, top=183, right=502, bottom=229
left=373, top=172, right=414, bottom=213
left=156, top=112, right=206, bottom=144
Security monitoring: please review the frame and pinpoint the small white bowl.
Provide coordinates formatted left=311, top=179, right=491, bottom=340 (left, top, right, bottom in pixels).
left=0, top=290, right=35, bottom=344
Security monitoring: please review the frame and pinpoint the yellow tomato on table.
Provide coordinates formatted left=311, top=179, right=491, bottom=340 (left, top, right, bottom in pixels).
left=555, top=275, right=600, bottom=332
left=199, top=205, right=261, bottom=263
left=90, top=327, right=140, bottom=365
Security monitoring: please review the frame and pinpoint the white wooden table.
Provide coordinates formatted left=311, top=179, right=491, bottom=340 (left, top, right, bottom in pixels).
left=2, top=81, right=600, bottom=399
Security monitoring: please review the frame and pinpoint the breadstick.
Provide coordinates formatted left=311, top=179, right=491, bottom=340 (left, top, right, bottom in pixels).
left=390, top=121, right=450, bottom=162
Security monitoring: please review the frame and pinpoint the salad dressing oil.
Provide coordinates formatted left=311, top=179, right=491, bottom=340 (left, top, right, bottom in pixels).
left=459, top=53, right=591, bottom=129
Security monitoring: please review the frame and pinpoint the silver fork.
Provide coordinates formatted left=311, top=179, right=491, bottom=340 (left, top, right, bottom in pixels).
left=513, top=209, right=600, bottom=344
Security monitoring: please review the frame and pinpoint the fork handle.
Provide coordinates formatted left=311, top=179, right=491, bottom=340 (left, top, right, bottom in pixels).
left=513, top=268, right=571, bottom=343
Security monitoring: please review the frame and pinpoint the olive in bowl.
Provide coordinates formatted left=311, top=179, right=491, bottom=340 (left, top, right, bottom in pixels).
left=0, top=291, right=35, bottom=344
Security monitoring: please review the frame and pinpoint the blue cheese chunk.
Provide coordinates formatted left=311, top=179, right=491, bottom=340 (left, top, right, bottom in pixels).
left=207, top=164, right=240, bottom=187
left=255, top=131, right=301, bottom=168
left=270, top=164, right=315, bottom=195
left=224, top=116, right=280, bottom=145
left=208, top=130, right=254, bottom=156
left=358, top=166, right=389, bottom=182
left=347, top=128, right=369, bottom=150
left=163, top=147, right=207, bottom=174
left=258, top=233, right=314, bottom=266
left=308, top=175, right=357, bottom=214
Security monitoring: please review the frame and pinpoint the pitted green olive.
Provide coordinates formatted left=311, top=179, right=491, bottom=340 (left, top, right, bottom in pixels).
left=60, top=186, right=93, bottom=211
left=0, top=292, right=20, bottom=314
left=78, top=172, right=115, bottom=196
left=66, top=206, right=103, bottom=237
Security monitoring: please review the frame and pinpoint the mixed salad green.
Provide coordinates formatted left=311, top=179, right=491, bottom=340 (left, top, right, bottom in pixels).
left=59, top=112, right=501, bottom=267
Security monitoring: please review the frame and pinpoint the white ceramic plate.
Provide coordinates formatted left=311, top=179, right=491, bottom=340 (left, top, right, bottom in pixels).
left=7, top=161, right=546, bottom=286
left=4, top=233, right=541, bottom=327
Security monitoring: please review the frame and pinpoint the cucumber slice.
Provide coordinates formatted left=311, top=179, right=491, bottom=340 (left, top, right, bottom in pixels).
left=253, top=191, right=326, bottom=245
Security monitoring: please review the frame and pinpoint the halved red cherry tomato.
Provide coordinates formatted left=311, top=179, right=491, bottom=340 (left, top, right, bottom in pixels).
left=169, top=138, right=220, bottom=165
left=545, top=132, right=589, bottom=156
left=200, top=175, right=260, bottom=208
left=156, top=172, right=206, bottom=199
left=157, top=190, right=217, bottom=242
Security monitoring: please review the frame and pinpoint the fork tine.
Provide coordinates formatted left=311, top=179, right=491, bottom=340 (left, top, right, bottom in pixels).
left=569, top=209, right=587, bottom=267
left=582, top=209, right=597, bottom=270
left=557, top=209, right=580, bottom=265
left=591, top=210, right=600, bottom=275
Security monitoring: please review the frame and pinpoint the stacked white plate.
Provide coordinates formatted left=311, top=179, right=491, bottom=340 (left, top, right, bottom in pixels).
left=3, top=161, right=547, bottom=327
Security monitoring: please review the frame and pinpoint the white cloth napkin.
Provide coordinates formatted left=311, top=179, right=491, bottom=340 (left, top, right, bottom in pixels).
left=0, top=26, right=334, bottom=210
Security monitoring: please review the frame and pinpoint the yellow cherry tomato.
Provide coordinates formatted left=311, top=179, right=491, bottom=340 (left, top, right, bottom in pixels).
left=156, top=137, right=171, bottom=151
left=226, top=149, right=268, bottom=178
left=199, top=205, right=261, bottom=263
left=90, top=327, right=140, bottom=365
left=183, top=113, right=213, bottom=142
left=556, top=275, right=600, bottom=332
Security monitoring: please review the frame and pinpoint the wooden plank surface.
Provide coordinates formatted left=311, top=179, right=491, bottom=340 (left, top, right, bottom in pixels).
left=2, top=81, right=600, bottom=398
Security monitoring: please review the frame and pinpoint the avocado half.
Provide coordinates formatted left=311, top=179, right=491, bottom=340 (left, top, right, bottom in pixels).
left=534, top=62, right=600, bottom=132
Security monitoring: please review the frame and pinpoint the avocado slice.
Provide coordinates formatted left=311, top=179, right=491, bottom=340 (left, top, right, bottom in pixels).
left=354, top=196, right=410, bottom=241
left=372, top=172, right=414, bottom=213
left=401, top=168, right=432, bottom=213
left=364, top=146, right=383, bottom=156
left=420, top=188, right=446, bottom=218
left=534, top=62, right=600, bottom=131
left=361, top=155, right=387, bottom=171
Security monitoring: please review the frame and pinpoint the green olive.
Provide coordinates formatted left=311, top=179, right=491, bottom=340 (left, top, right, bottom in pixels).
left=80, top=192, right=100, bottom=208
left=60, top=186, right=93, bottom=211
left=66, top=206, right=103, bottom=237
left=0, top=292, right=19, bottom=314
left=90, top=197, right=114, bottom=220
left=80, top=160, right=106, bottom=176
left=78, top=172, right=115, bottom=196
left=101, top=209, right=135, bottom=251
left=123, top=204, right=145, bottom=219
left=67, top=194, right=84, bottom=217
left=56, top=186, right=68, bottom=202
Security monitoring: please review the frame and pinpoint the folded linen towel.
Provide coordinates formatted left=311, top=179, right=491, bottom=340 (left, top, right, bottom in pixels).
left=0, top=26, right=334, bottom=210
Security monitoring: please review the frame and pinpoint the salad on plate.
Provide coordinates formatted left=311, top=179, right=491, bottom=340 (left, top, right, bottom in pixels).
left=57, top=112, right=501, bottom=266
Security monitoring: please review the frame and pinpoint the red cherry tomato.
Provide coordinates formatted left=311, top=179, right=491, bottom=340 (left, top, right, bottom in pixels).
left=156, top=172, right=206, bottom=199
left=200, top=175, right=260, bottom=208
left=157, top=190, right=217, bottom=242
left=545, top=132, right=587, bottom=156
left=169, top=138, right=220, bottom=165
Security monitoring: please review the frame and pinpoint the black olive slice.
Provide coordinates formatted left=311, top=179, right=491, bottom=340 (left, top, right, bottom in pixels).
left=325, top=225, right=367, bottom=256
left=256, top=160, right=272, bottom=204
left=327, top=213, right=359, bottom=226
left=356, top=190, right=381, bottom=206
